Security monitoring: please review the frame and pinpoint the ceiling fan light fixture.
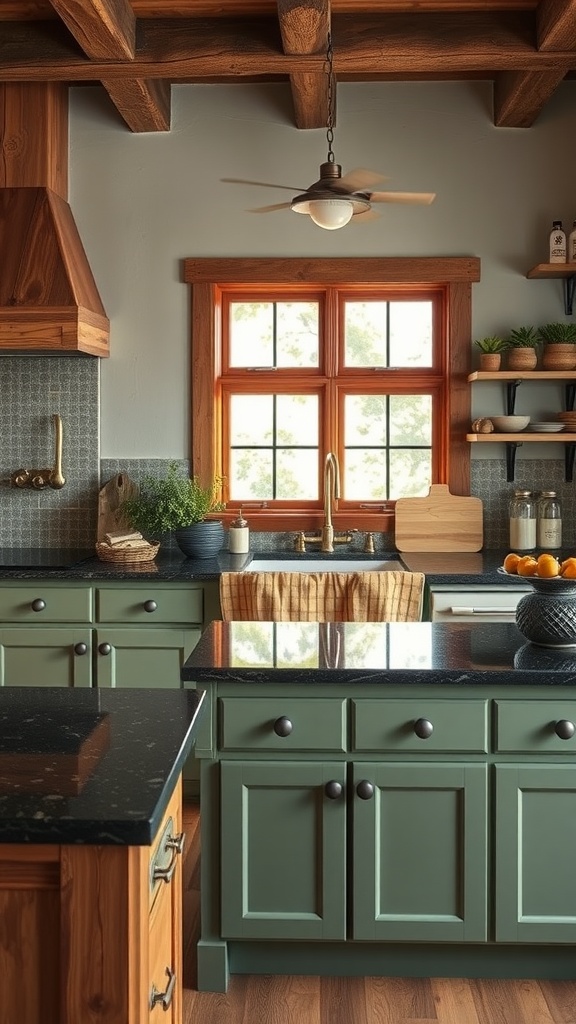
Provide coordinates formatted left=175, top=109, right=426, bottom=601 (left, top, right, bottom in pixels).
left=293, top=196, right=354, bottom=230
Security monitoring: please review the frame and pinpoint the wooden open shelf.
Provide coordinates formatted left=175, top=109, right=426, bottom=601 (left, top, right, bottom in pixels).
left=468, top=371, right=576, bottom=382
left=526, top=264, right=576, bottom=315
left=467, top=432, right=576, bottom=442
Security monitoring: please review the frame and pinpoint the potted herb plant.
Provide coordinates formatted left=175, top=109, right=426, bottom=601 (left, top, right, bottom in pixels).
left=506, top=326, right=540, bottom=371
left=537, top=322, right=576, bottom=371
left=474, top=336, right=508, bottom=371
left=120, top=461, right=226, bottom=558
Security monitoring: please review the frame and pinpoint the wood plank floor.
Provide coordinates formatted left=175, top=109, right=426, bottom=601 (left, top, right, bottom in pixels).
left=181, top=802, right=576, bottom=1024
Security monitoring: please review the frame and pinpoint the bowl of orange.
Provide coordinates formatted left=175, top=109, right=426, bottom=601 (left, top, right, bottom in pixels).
left=499, top=552, right=576, bottom=647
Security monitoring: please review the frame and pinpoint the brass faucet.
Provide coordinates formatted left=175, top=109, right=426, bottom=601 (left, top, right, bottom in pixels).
left=322, top=451, right=340, bottom=552
left=11, top=414, right=66, bottom=490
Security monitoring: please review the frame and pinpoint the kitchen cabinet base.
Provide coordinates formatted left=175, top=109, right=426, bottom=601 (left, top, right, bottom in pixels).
left=198, top=940, right=576, bottom=992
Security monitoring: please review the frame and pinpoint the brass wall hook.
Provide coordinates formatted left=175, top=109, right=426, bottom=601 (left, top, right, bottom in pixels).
left=11, top=414, right=66, bottom=490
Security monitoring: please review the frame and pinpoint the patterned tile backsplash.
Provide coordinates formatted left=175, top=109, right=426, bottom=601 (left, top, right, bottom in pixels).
left=0, top=356, right=573, bottom=552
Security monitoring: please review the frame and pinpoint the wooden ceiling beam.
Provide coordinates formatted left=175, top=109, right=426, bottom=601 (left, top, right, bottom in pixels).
left=101, top=77, right=172, bottom=131
left=494, top=66, right=568, bottom=124
left=48, top=0, right=136, bottom=60
left=277, top=0, right=331, bottom=129
left=537, top=0, right=576, bottom=50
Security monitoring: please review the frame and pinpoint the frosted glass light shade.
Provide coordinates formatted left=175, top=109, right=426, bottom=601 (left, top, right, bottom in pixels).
left=307, top=199, right=354, bottom=230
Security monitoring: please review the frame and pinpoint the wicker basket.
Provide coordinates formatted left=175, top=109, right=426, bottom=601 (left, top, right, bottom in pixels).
left=95, top=541, right=160, bottom=564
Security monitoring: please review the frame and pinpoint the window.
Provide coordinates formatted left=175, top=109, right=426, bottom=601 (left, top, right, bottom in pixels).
left=184, top=258, right=480, bottom=533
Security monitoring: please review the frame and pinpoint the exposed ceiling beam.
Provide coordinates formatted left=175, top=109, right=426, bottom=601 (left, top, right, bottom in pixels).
left=494, top=66, right=568, bottom=123
left=537, top=0, right=576, bottom=49
left=48, top=0, right=136, bottom=59
left=277, top=0, right=331, bottom=129
left=101, top=77, right=172, bottom=130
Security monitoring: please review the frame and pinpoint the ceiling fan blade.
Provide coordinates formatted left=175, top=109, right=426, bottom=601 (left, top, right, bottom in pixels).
left=221, top=177, right=304, bottom=193
left=352, top=208, right=381, bottom=222
left=247, top=201, right=293, bottom=214
left=370, top=190, right=436, bottom=205
left=337, top=168, right=388, bottom=192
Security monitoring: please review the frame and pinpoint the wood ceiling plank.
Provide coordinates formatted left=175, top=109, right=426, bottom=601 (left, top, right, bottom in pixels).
left=1, top=13, right=574, bottom=80
left=537, top=0, right=576, bottom=50
left=277, top=0, right=331, bottom=129
left=48, top=0, right=136, bottom=59
left=101, top=76, right=172, bottom=129
left=494, top=66, right=568, bottom=124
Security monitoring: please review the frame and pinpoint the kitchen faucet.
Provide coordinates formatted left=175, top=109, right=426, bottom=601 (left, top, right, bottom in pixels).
left=322, top=451, right=340, bottom=552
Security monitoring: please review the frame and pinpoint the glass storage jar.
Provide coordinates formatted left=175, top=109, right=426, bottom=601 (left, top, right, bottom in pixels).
left=509, top=489, right=536, bottom=551
left=537, top=491, right=562, bottom=550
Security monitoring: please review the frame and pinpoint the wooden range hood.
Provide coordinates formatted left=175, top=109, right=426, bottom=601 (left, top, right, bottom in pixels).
left=0, top=84, right=110, bottom=357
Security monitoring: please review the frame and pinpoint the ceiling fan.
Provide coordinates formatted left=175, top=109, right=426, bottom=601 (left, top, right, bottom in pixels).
left=221, top=35, right=436, bottom=231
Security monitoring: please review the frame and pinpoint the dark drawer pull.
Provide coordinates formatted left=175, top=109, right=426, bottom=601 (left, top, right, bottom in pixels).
left=555, top=719, right=576, bottom=740
left=356, top=780, right=374, bottom=800
left=414, top=718, right=434, bottom=739
left=325, top=780, right=343, bottom=800
left=31, top=598, right=46, bottom=612
left=273, top=716, right=293, bottom=737
left=98, top=642, right=112, bottom=656
left=73, top=642, right=88, bottom=656
left=143, top=599, right=158, bottom=613
left=152, top=832, right=186, bottom=884
left=150, top=966, right=176, bottom=1011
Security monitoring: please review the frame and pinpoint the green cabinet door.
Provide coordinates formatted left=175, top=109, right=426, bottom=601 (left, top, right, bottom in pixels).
left=0, top=628, right=93, bottom=687
left=352, top=762, right=488, bottom=942
left=220, top=760, right=347, bottom=941
left=496, top=764, right=576, bottom=942
left=95, top=628, right=201, bottom=688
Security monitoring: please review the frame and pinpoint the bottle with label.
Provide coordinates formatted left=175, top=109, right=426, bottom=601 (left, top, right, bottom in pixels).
left=228, top=508, right=250, bottom=554
left=537, top=490, right=562, bottom=550
left=549, top=220, right=567, bottom=263
left=509, top=490, right=536, bottom=551
left=569, top=222, right=576, bottom=262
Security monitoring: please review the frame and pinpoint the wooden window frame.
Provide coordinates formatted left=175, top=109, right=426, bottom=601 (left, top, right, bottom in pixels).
left=184, top=257, right=481, bottom=534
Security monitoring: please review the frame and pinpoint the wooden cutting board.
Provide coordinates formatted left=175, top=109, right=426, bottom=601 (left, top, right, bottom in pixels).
left=395, top=484, right=483, bottom=552
left=96, top=473, right=139, bottom=542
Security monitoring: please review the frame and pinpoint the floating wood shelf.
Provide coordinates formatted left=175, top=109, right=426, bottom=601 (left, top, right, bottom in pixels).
left=526, top=264, right=576, bottom=315
left=466, top=432, right=576, bottom=442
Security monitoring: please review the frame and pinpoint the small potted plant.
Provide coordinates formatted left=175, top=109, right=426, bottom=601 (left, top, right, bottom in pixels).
left=537, top=322, right=576, bottom=370
left=120, top=461, right=226, bottom=558
left=506, top=326, right=540, bottom=371
left=474, top=336, right=508, bottom=371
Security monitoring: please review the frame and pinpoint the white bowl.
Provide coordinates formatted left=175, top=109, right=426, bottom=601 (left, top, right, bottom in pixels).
left=490, top=415, right=530, bottom=432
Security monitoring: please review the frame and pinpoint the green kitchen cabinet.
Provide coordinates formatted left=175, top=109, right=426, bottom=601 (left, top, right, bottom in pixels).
left=0, top=627, right=93, bottom=687
left=95, top=627, right=201, bottom=688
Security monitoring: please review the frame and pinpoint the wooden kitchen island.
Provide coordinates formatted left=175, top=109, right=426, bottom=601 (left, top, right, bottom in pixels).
left=183, top=619, right=576, bottom=993
left=0, top=686, right=204, bottom=1024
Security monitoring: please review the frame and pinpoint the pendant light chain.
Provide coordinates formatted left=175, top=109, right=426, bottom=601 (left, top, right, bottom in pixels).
left=325, top=32, right=335, bottom=165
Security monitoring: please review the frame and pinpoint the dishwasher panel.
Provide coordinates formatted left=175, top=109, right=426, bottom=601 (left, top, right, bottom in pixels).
left=429, top=587, right=529, bottom=623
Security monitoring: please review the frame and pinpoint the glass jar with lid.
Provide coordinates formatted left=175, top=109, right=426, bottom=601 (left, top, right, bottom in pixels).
left=509, top=490, right=536, bottom=551
left=537, top=491, right=562, bottom=550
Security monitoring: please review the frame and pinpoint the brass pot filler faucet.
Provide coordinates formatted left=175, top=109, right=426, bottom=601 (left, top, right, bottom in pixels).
left=11, top=414, right=66, bottom=490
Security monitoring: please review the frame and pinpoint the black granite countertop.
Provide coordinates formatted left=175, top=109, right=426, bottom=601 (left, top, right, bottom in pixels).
left=182, top=620, right=576, bottom=687
left=0, top=687, right=204, bottom=845
left=0, top=545, right=522, bottom=586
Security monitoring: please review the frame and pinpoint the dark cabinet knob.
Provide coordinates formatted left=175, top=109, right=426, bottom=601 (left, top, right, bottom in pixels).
left=31, top=598, right=46, bottom=612
left=143, top=600, right=157, bottom=613
left=555, top=719, right=576, bottom=740
left=324, top=780, right=343, bottom=800
left=356, top=780, right=374, bottom=800
left=273, top=716, right=293, bottom=737
left=98, top=642, right=112, bottom=656
left=74, top=642, right=88, bottom=656
left=414, top=718, right=434, bottom=739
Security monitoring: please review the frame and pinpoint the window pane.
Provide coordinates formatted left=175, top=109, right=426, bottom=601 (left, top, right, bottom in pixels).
left=229, top=393, right=319, bottom=500
left=345, top=449, right=388, bottom=499
left=389, top=395, right=432, bottom=445
left=276, top=395, right=319, bottom=445
left=344, top=302, right=387, bottom=366
left=389, top=449, right=432, bottom=498
left=229, top=301, right=318, bottom=367
left=345, top=394, right=387, bottom=445
left=390, top=302, right=432, bottom=367
left=277, top=450, right=318, bottom=499
left=230, top=449, right=272, bottom=500
left=230, top=395, right=273, bottom=444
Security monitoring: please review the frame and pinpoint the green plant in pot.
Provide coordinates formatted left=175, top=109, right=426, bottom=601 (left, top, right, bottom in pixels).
left=506, top=326, right=539, bottom=370
left=120, top=462, right=226, bottom=558
left=474, top=335, right=508, bottom=371
left=537, top=322, right=576, bottom=370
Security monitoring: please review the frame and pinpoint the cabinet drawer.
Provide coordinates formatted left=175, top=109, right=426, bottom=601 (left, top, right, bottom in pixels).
left=496, top=700, right=576, bottom=753
left=148, top=880, right=178, bottom=1022
left=0, top=586, right=92, bottom=623
left=149, top=784, right=183, bottom=909
left=96, top=586, right=203, bottom=625
left=219, top=697, right=347, bottom=752
left=352, top=699, right=489, bottom=753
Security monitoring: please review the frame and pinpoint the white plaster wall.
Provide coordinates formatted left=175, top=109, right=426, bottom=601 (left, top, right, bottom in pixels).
left=69, top=80, right=576, bottom=459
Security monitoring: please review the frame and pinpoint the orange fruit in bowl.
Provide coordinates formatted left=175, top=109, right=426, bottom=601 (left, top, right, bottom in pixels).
left=503, top=552, right=521, bottom=574
left=561, top=557, right=576, bottom=578
left=517, top=555, right=538, bottom=576
left=536, top=553, right=560, bottom=578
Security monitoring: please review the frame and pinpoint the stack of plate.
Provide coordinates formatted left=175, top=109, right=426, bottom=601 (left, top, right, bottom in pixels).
left=529, top=421, right=565, bottom=432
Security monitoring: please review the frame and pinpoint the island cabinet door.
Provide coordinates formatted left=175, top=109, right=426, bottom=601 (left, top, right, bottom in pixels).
left=495, top=764, right=576, bottom=943
left=220, top=760, right=347, bottom=941
left=0, top=628, right=93, bottom=687
left=95, top=628, right=201, bottom=688
left=352, top=762, right=488, bottom=942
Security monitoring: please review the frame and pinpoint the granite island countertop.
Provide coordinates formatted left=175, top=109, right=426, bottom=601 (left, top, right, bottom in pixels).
left=0, top=687, right=204, bottom=845
left=181, top=619, right=576, bottom=687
